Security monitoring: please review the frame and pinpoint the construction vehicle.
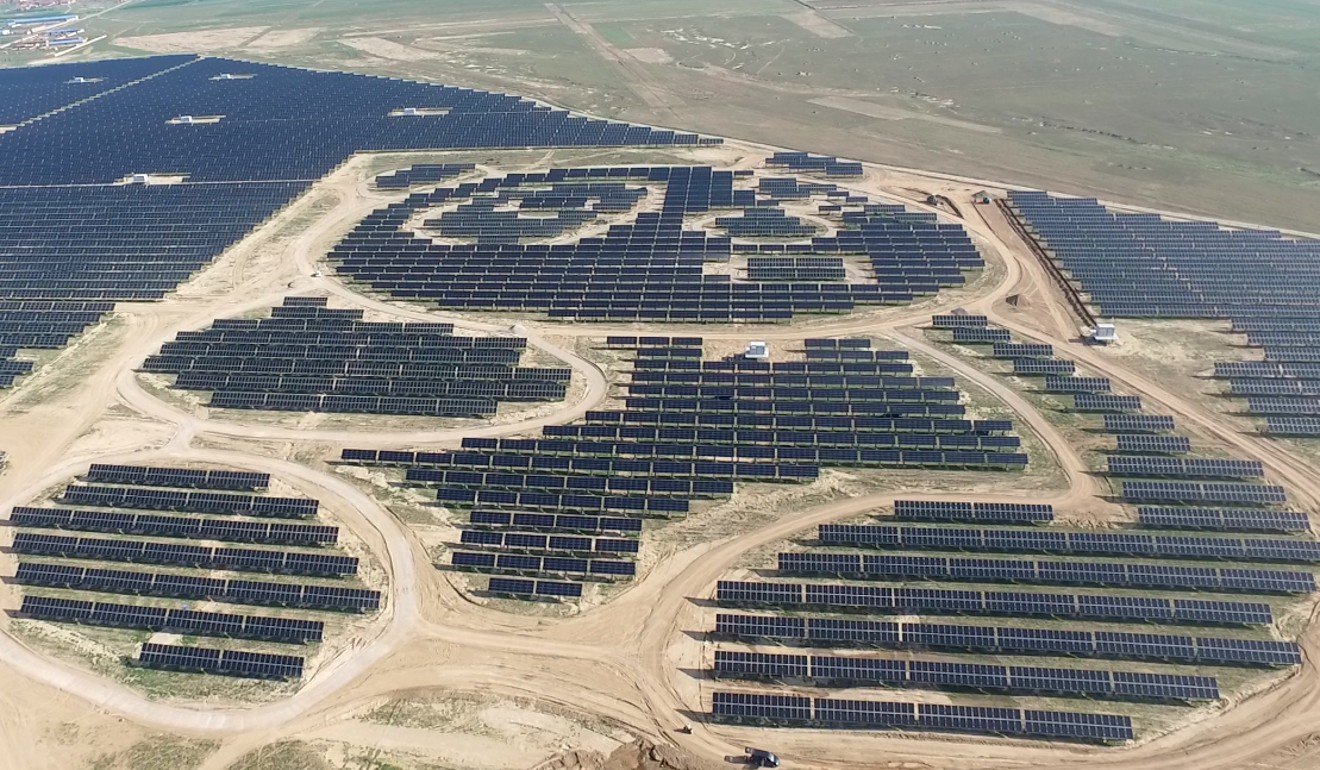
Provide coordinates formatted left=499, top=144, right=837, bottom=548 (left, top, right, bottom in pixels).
left=745, top=747, right=781, bottom=768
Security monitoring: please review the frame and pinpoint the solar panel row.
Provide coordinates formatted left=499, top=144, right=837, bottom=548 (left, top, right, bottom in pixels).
left=12, top=532, right=358, bottom=576
left=711, top=692, right=1133, bottom=743
left=62, top=483, right=317, bottom=518
left=778, top=551, right=1313, bottom=594
left=716, top=581, right=1272, bottom=625
left=86, top=463, right=269, bottom=490
left=819, top=523, right=1318, bottom=561
left=135, top=642, right=303, bottom=680
left=21, top=594, right=322, bottom=643
left=712, top=650, right=1218, bottom=701
left=713, top=613, right=1299, bottom=667
left=15, top=561, right=380, bottom=612
left=10, top=506, right=337, bottom=546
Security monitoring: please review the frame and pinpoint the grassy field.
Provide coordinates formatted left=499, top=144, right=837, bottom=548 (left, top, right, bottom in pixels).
left=4, top=0, right=1316, bottom=232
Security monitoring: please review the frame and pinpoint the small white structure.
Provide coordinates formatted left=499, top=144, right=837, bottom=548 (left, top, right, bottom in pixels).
left=745, top=341, right=770, bottom=361
left=131, top=173, right=151, bottom=184
left=390, top=106, right=451, bottom=117
left=168, top=114, right=222, bottom=125
left=1089, top=323, right=1119, bottom=345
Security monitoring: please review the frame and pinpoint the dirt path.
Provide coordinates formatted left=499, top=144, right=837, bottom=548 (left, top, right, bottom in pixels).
left=544, top=3, right=680, bottom=113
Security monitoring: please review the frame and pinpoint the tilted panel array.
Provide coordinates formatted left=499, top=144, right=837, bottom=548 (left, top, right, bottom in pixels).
left=142, top=297, right=568, bottom=417
left=86, top=463, right=269, bottom=490
left=766, top=151, right=864, bottom=177
left=12, top=532, right=357, bottom=576
left=1007, top=191, right=1320, bottom=434
left=135, top=642, right=303, bottom=680
left=0, top=53, right=707, bottom=389
left=15, top=561, right=380, bottom=612
left=329, top=166, right=982, bottom=322
left=340, top=340, right=1027, bottom=599
left=713, top=650, right=1218, bottom=702
left=374, top=163, right=475, bottom=189
left=704, top=455, right=1316, bottom=741
left=21, top=595, right=323, bottom=643
left=712, top=692, right=1132, bottom=743
left=1266, top=417, right=1320, bottom=436
left=1105, top=414, right=1176, bottom=433
left=1107, top=456, right=1264, bottom=479
left=818, top=523, right=1318, bottom=562
left=0, top=55, right=194, bottom=125
left=929, top=313, right=1305, bottom=539
left=778, top=551, right=1313, bottom=593
left=11, top=505, right=337, bottom=546
left=61, top=484, right=317, bottom=518
left=714, top=613, right=1301, bottom=667
left=6, top=465, right=380, bottom=681
left=1137, top=507, right=1310, bottom=534
left=1115, top=435, right=1192, bottom=454
left=0, top=56, right=700, bottom=186
left=1121, top=481, right=1288, bottom=505
left=893, top=500, right=1053, bottom=524
left=717, top=580, right=1272, bottom=626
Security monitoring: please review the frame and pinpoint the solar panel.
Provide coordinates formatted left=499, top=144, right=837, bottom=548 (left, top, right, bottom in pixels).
left=1108, top=456, right=1264, bottom=479
left=86, top=463, right=269, bottom=490
left=1074, top=394, right=1142, bottom=413
left=711, top=613, right=1298, bottom=667
left=713, top=693, right=1133, bottom=742
left=135, top=642, right=303, bottom=680
left=1104, top=414, right=1176, bottom=433
left=1115, top=434, right=1192, bottom=454
left=894, top=499, right=1052, bottom=523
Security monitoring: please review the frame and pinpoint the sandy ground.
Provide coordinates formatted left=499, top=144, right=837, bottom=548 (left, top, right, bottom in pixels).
left=339, top=37, right=437, bottom=62
left=0, top=142, right=1317, bottom=770
left=245, top=28, right=321, bottom=51
left=116, top=27, right=270, bottom=54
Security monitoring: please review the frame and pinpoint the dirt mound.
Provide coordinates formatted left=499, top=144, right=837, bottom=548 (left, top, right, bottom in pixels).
left=532, top=747, right=610, bottom=770
left=607, top=739, right=724, bottom=770
left=531, top=739, right=720, bottom=770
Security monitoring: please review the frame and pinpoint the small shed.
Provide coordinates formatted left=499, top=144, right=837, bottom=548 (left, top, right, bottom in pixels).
left=1090, top=323, right=1119, bottom=344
